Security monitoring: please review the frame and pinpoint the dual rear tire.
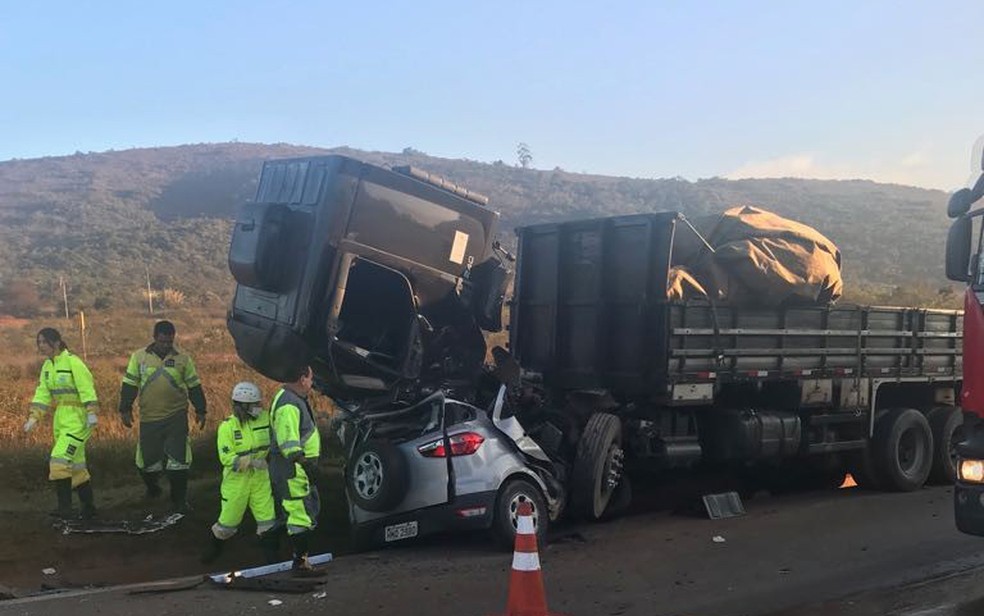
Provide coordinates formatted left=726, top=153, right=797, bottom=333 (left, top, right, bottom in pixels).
left=854, top=406, right=961, bottom=492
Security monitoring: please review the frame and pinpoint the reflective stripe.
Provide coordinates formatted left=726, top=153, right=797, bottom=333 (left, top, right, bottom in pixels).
left=287, top=524, right=312, bottom=535
left=84, top=401, right=97, bottom=408
left=165, top=459, right=190, bottom=471
left=50, top=456, right=72, bottom=465
left=212, top=523, right=237, bottom=540
left=71, top=463, right=88, bottom=470
left=30, top=402, right=50, bottom=411
left=50, top=388, right=79, bottom=396
left=186, top=377, right=201, bottom=388
left=256, top=519, right=276, bottom=534
left=159, top=369, right=184, bottom=392
left=124, top=372, right=140, bottom=383
left=280, top=440, right=301, bottom=451
left=511, top=552, right=541, bottom=572
left=517, top=515, right=535, bottom=535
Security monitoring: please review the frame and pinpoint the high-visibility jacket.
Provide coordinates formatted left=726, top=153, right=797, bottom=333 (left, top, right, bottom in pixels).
left=122, top=345, right=201, bottom=422
left=214, top=410, right=275, bottom=536
left=217, top=411, right=272, bottom=476
left=30, top=349, right=98, bottom=424
left=269, top=388, right=320, bottom=462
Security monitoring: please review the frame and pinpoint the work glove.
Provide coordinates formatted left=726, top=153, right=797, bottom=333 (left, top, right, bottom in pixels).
left=300, top=459, right=323, bottom=487
left=86, top=412, right=98, bottom=428
left=233, top=456, right=252, bottom=472
left=250, top=459, right=268, bottom=471
left=119, top=409, right=133, bottom=428
left=23, top=417, right=37, bottom=433
left=195, top=412, right=207, bottom=430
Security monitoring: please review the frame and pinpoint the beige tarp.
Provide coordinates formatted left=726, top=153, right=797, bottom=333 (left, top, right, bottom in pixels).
left=668, top=205, right=842, bottom=306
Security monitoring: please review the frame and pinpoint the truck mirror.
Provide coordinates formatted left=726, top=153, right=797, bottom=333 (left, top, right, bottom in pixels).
left=949, top=188, right=974, bottom=219
left=946, top=217, right=972, bottom=282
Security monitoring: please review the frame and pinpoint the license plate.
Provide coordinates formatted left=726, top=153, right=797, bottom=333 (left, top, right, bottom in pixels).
left=384, top=520, right=419, bottom=542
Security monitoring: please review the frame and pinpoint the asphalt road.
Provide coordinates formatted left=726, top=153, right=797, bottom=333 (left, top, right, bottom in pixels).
left=3, top=483, right=984, bottom=616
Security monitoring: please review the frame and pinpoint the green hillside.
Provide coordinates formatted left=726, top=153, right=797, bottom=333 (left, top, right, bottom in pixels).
left=0, top=142, right=956, bottom=315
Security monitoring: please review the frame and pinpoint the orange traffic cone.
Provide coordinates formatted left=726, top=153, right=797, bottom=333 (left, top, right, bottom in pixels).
left=494, top=501, right=564, bottom=616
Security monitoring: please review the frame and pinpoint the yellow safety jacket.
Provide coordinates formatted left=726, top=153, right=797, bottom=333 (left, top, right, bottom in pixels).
left=270, top=388, right=321, bottom=461
left=30, top=349, right=98, bottom=428
left=122, top=345, right=201, bottom=422
left=217, top=411, right=272, bottom=477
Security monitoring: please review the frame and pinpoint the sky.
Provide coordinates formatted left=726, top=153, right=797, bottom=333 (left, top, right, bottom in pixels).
left=2, top=1, right=983, bottom=190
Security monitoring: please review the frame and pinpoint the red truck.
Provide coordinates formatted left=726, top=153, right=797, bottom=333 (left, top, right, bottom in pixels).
left=945, top=154, right=984, bottom=535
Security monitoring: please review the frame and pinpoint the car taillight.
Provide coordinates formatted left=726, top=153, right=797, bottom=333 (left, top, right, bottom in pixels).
left=418, top=432, right=485, bottom=457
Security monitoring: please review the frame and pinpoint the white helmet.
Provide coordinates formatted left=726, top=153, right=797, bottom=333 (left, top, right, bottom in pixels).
left=231, top=381, right=262, bottom=404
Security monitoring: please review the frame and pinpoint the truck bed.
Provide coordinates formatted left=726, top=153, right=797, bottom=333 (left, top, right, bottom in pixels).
left=510, top=213, right=961, bottom=395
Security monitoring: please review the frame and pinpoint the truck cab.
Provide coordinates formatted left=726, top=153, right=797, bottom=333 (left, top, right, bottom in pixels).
left=227, top=156, right=509, bottom=402
left=944, top=155, right=984, bottom=536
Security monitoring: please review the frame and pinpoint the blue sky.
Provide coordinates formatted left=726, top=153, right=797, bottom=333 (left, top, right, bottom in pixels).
left=2, top=1, right=983, bottom=189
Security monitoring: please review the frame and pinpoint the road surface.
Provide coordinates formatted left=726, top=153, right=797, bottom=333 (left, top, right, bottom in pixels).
left=3, top=482, right=984, bottom=615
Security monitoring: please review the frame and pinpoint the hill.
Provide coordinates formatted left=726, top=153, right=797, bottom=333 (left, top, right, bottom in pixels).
left=0, top=142, right=956, bottom=314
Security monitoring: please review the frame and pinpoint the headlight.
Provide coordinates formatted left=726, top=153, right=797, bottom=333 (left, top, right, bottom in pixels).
left=959, top=459, right=984, bottom=483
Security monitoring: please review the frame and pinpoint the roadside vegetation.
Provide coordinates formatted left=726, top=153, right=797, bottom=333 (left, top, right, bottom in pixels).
left=0, top=307, right=339, bottom=495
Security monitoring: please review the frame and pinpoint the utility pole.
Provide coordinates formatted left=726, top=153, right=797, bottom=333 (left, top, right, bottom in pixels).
left=145, top=264, right=154, bottom=315
left=60, top=276, right=69, bottom=320
left=79, top=310, right=88, bottom=361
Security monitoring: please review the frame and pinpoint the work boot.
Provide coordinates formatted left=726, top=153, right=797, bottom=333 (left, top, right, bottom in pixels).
left=76, top=481, right=97, bottom=520
left=289, top=531, right=322, bottom=578
left=259, top=529, right=282, bottom=565
left=200, top=533, right=225, bottom=565
left=166, top=470, right=190, bottom=514
left=49, top=478, right=74, bottom=520
left=140, top=471, right=163, bottom=500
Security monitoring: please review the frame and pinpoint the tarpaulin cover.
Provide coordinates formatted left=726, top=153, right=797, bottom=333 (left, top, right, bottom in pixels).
left=668, top=205, right=842, bottom=306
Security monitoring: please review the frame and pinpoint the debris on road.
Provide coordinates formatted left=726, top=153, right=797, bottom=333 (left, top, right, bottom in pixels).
left=702, top=492, right=745, bottom=520
left=41, top=568, right=56, bottom=575
left=208, top=552, right=332, bottom=584
left=268, top=599, right=282, bottom=606
left=54, top=513, right=185, bottom=535
left=712, top=535, right=726, bottom=543
left=313, top=590, right=327, bottom=599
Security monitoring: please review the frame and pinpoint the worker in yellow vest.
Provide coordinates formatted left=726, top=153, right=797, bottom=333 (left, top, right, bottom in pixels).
left=23, top=328, right=99, bottom=520
left=201, top=381, right=279, bottom=564
left=269, top=365, right=322, bottom=576
left=119, top=320, right=206, bottom=513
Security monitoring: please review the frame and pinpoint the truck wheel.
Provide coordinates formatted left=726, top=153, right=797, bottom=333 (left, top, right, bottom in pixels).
left=927, top=406, right=963, bottom=485
left=872, top=408, right=933, bottom=492
left=600, top=474, right=632, bottom=521
left=347, top=439, right=409, bottom=512
left=571, top=413, right=623, bottom=521
left=491, top=478, right=548, bottom=551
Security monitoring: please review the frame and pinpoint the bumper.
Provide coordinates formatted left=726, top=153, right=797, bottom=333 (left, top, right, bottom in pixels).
left=955, top=482, right=984, bottom=536
left=352, top=491, right=497, bottom=548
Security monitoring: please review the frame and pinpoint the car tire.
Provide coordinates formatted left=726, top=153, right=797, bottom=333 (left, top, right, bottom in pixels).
left=491, top=478, right=548, bottom=552
left=347, top=439, right=409, bottom=512
left=571, top=413, right=623, bottom=521
left=872, top=408, right=933, bottom=492
left=927, top=406, right=963, bottom=485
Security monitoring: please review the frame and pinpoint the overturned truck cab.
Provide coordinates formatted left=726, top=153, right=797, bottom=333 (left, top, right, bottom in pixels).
left=227, top=155, right=510, bottom=402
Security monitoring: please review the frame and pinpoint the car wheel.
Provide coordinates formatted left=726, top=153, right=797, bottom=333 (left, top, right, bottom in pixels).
left=491, top=478, right=548, bottom=552
left=347, top=439, right=409, bottom=512
left=571, top=413, right=623, bottom=521
left=872, top=408, right=933, bottom=492
left=927, top=406, right=963, bottom=485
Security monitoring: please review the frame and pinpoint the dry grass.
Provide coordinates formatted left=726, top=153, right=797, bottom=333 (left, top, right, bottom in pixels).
left=0, top=308, right=338, bottom=491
